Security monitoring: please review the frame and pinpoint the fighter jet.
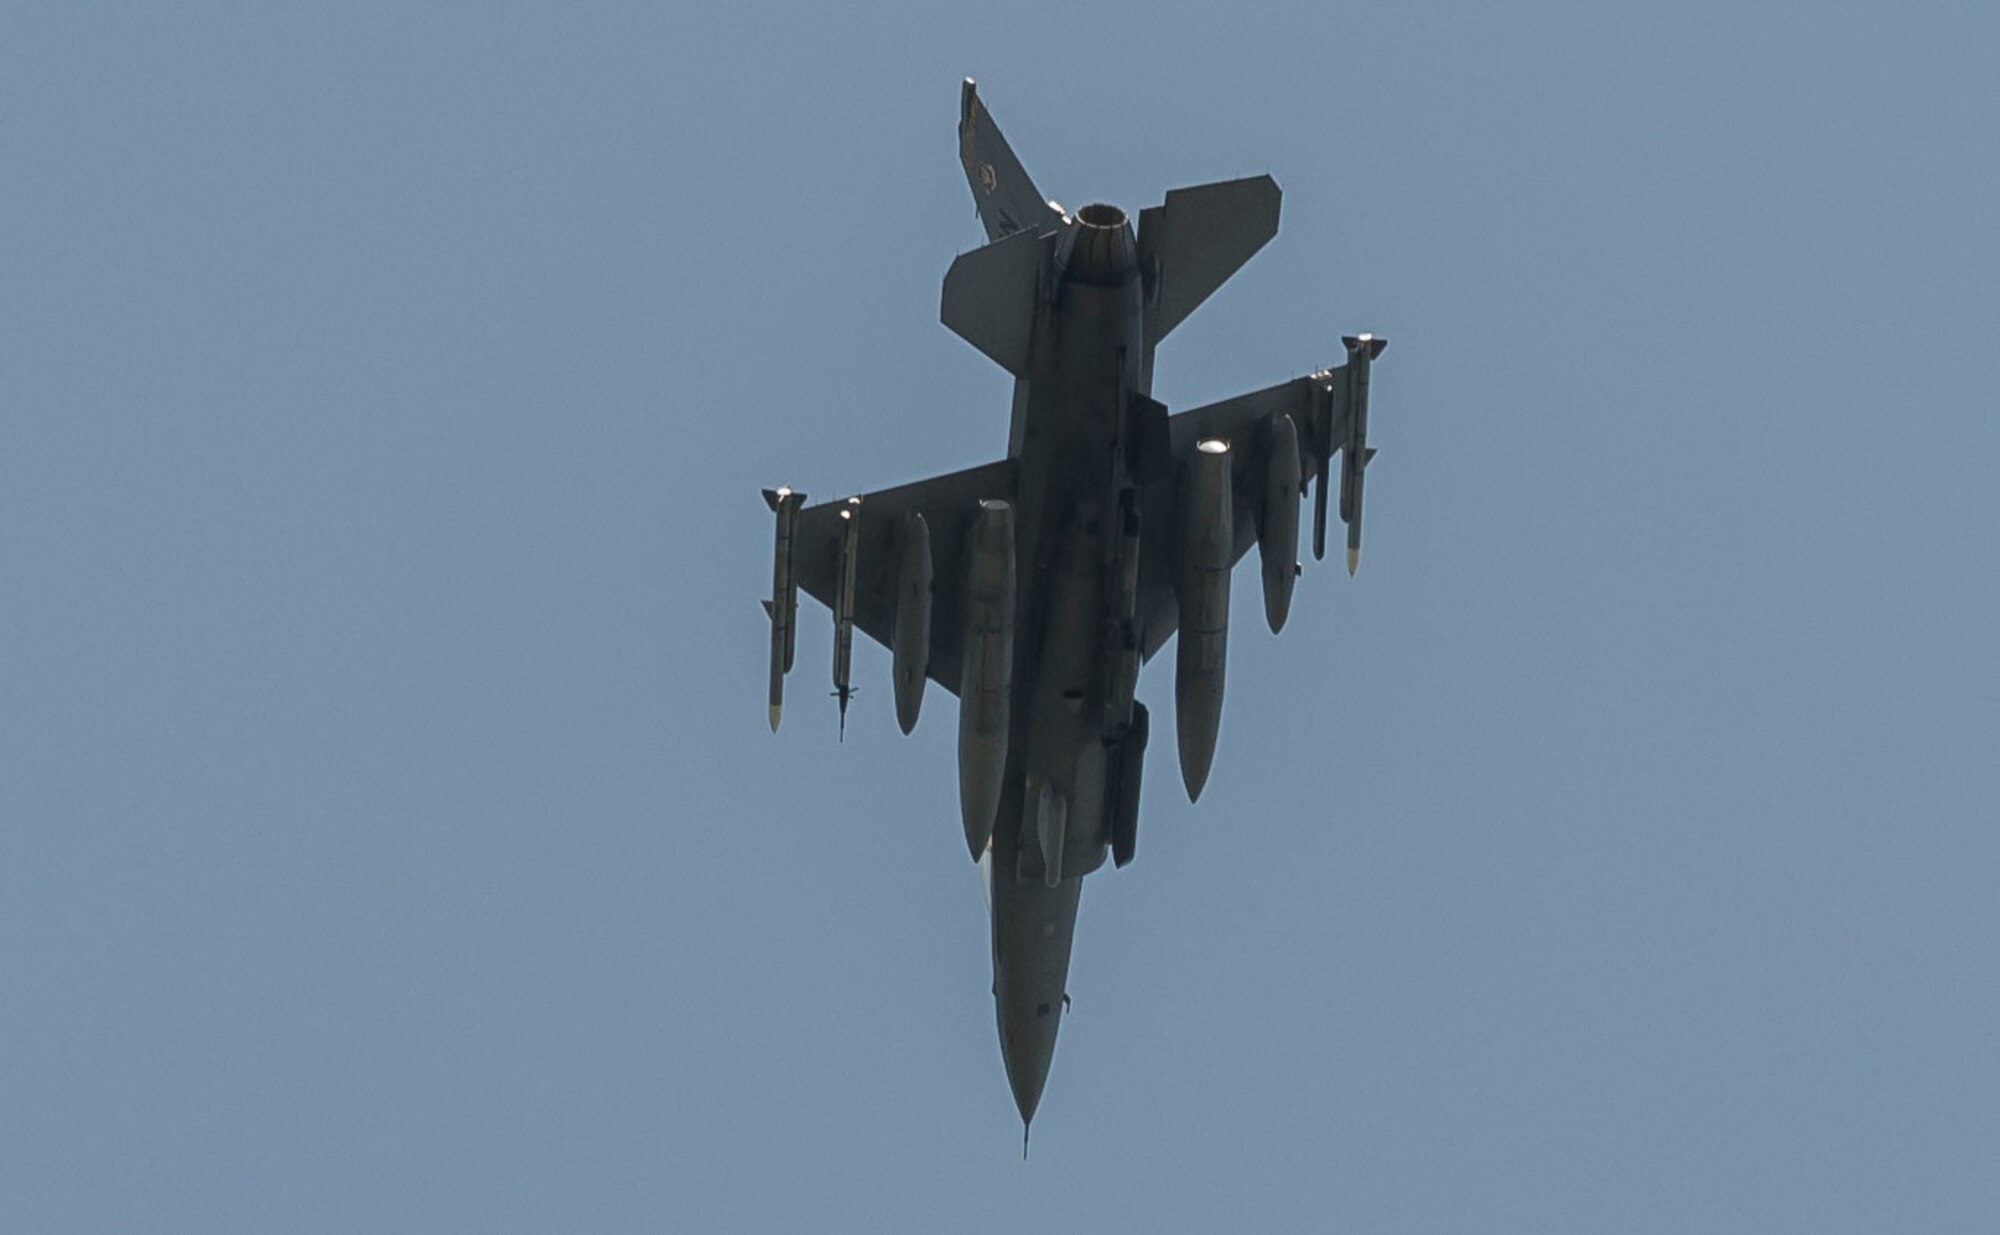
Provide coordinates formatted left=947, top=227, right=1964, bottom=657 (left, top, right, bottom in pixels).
left=761, top=80, right=1387, bottom=1139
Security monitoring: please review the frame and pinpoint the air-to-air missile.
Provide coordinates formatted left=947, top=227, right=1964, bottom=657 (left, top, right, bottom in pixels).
left=1306, top=333, right=1386, bottom=574
left=957, top=499, right=1016, bottom=859
left=833, top=497, right=861, bottom=739
left=1174, top=438, right=1232, bottom=802
left=1338, top=333, right=1385, bottom=576
left=761, top=486, right=806, bottom=732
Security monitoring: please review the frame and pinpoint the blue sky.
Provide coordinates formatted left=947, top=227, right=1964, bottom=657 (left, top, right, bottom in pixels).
left=5, top=3, right=1996, bottom=1230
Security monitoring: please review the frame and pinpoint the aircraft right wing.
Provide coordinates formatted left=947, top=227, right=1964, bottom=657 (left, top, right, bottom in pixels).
left=791, top=458, right=1018, bottom=698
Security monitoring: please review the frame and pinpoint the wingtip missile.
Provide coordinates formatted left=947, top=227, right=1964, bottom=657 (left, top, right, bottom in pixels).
left=765, top=488, right=805, bottom=734
left=1335, top=334, right=1385, bottom=578
left=769, top=704, right=782, bottom=733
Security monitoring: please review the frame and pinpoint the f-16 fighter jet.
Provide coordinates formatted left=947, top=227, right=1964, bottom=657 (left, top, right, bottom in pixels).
left=762, top=81, right=1388, bottom=1141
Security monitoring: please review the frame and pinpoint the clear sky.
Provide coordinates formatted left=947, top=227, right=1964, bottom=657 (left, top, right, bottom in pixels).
left=5, top=3, right=1997, bottom=1231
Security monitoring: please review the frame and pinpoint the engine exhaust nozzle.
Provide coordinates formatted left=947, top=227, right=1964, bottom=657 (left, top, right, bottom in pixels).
left=1062, top=202, right=1136, bottom=282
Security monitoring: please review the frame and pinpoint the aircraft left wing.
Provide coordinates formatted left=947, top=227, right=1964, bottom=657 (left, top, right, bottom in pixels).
left=1135, top=336, right=1386, bottom=660
left=791, top=459, right=1018, bottom=700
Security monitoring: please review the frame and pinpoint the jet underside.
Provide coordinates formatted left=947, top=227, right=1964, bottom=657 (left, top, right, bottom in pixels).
left=762, top=80, right=1387, bottom=1138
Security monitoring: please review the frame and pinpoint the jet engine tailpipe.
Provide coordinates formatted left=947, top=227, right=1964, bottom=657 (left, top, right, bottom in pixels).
left=1060, top=202, right=1137, bottom=283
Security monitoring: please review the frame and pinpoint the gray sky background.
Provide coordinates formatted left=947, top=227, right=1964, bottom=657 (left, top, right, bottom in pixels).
left=5, top=3, right=1997, bottom=1231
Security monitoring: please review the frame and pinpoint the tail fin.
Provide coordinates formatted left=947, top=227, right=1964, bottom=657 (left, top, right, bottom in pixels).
left=959, top=79, right=1063, bottom=242
left=1137, top=175, right=1282, bottom=342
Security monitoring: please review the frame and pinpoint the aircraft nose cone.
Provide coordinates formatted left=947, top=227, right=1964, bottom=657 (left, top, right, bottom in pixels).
left=1003, top=1023, right=1052, bottom=1128
left=990, top=863, right=1080, bottom=1136
left=997, top=981, right=1061, bottom=1129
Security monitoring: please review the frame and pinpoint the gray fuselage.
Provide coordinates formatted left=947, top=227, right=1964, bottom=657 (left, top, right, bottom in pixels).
left=986, top=203, right=1147, bottom=1127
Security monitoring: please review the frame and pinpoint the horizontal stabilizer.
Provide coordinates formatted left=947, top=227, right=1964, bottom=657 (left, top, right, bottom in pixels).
left=1138, top=175, right=1281, bottom=343
left=941, top=227, right=1052, bottom=377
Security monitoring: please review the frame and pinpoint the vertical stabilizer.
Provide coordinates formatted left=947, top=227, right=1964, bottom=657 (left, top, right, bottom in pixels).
left=959, top=79, right=1064, bottom=242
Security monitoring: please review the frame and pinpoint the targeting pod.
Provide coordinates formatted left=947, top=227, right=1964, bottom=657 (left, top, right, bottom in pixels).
left=761, top=486, right=806, bottom=732
left=833, top=497, right=861, bottom=738
left=957, top=500, right=1016, bottom=860
left=892, top=513, right=932, bottom=735
left=1033, top=777, right=1069, bottom=889
left=1109, top=701, right=1148, bottom=868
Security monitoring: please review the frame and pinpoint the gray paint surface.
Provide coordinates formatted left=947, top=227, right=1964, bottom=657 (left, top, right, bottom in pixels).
left=777, top=82, right=1379, bottom=1132
left=4, top=4, right=1997, bottom=1231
